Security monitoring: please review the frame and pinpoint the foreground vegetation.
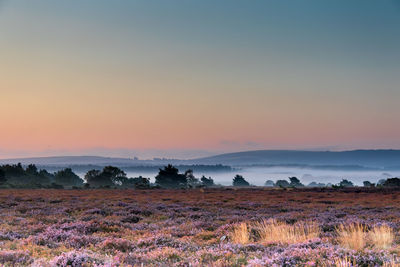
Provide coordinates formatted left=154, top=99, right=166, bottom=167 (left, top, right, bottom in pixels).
left=0, top=188, right=400, bottom=266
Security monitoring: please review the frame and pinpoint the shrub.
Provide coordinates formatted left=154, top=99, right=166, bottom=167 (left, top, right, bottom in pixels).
left=289, top=177, right=304, bottom=187
left=232, top=175, right=250, bottom=187
left=338, top=179, right=354, bottom=188
left=201, top=176, right=215, bottom=187
left=383, top=178, right=400, bottom=187
left=54, top=168, right=83, bottom=187
left=264, top=180, right=275, bottom=187
left=155, top=165, right=187, bottom=188
left=275, top=180, right=290, bottom=188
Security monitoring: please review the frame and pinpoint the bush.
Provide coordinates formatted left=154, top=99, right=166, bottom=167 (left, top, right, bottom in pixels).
left=289, top=177, right=303, bottom=187
left=155, top=165, right=187, bottom=188
left=338, top=179, right=354, bottom=187
left=275, top=180, right=290, bottom=188
left=232, top=175, right=250, bottom=187
left=382, top=178, right=400, bottom=187
left=85, top=166, right=127, bottom=188
left=363, top=181, right=375, bottom=187
left=54, top=168, right=83, bottom=187
left=201, top=176, right=214, bottom=187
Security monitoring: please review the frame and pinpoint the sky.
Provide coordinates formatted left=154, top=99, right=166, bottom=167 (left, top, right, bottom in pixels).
left=0, top=0, right=400, bottom=159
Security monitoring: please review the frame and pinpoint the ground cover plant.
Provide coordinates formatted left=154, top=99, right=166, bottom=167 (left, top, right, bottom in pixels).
left=0, top=188, right=399, bottom=266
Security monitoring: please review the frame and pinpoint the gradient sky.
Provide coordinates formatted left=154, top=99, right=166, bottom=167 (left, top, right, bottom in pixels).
left=1, top=0, right=400, bottom=159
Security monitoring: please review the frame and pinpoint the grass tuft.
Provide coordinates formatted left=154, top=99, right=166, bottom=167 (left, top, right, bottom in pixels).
left=231, top=222, right=250, bottom=244
left=369, top=225, right=394, bottom=249
left=336, top=224, right=367, bottom=250
left=255, top=219, right=320, bottom=244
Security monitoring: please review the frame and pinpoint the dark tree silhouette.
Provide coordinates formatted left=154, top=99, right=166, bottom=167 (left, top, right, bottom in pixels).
left=120, top=176, right=150, bottom=189
left=26, top=164, right=38, bottom=176
left=54, top=168, right=84, bottom=187
left=232, top=175, right=250, bottom=186
left=155, top=164, right=187, bottom=188
left=84, top=166, right=127, bottom=187
left=84, top=169, right=103, bottom=187
left=264, top=180, right=275, bottom=187
left=201, top=176, right=214, bottom=187
left=383, top=178, right=400, bottom=187
left=185, top=169, right=200, bottom=188
left=289, top=177, right=304, bottom=187
left=339, top=179, right=354, bottom=187
left=0, top=169, right=6, bottom=184
left=102, top=166, right=127, bottom=185
left=275, top=179, right=290, bottom=188
left=363, top=181, right=374, bottom=187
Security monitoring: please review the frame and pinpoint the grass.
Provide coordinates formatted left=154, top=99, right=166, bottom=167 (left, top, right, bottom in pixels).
left=231, top=222, right=250, bottom=244
left=255, top=219, right=320, bottom=244
left=336, top=224, right=367, bottom=250
left=334, top=256, right=355, bottom=267
left=369, top=225, right=394, bottom=249
left=336, top=223, right=395, bottom=250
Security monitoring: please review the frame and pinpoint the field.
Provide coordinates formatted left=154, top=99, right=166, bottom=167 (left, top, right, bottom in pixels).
left=0, top=188, right=399, bottom=266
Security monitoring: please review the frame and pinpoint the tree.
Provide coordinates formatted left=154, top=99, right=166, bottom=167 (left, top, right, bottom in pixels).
left=102, top=166, right=127, bottom=185
left=0, top=169, right=6, bottom=184
left=26, top=164, right=38, bottom=176
left=383, top=178, right=400, bottom=187
left=264, top=180, right=275, bottom=187
left=275, top=180, right=290, bottom=188
left=201, top=176, right=214, bottom=187
left=377, top=179, right=386, bottom=186
left=289, top=177, right=304, bottom=187
left=185, top=169, right=200, bottom=188
left=155, top=165, right=187, bottom=188
left=54, top=168, right=84, bottom=187
left=363, top=181, right=375, bottom=187
left=232, top=175, right=250, bottom=186
left=84, top=166, right=127, bottom=188
left=121, top=176, right=150, bottom=189
left=338, top=179, right=354, bottom=187
left=84, top=169, right=102, bottom=187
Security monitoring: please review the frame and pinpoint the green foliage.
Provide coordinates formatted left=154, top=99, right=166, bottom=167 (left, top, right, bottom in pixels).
left=276, top=180, right=290, bottom=188
left=201, top=176, right=214, bottom=187
left=54, top=168, right=83, bottom=187
left=232, top=175, right=250, bottom=187
left=84, top=166, right=127, bottom=188
left=289, top=177, right=304, bottom=187
left=155, top=165, right=187, bottom=188
left=382, top=178, right=400, bottom=187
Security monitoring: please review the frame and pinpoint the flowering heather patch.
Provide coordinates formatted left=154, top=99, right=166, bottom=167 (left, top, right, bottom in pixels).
left=0, top=188, right=399, bottom=266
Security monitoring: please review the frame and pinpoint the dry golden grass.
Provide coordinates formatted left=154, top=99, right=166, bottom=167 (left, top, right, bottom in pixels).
left=231, top=222, right=250, bottom=244
left=334, top=256, right=355, bottom=267
left=255, top=219, right=320, bottom=244
left=369, top=225, right=394, bottom=249
left=336, top=224, right=367, bottom=250
left=383, top=257, right=400, bottom=267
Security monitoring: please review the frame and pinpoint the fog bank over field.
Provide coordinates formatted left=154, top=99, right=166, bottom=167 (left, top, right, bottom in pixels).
left=117, top=166, right=398, bottom=186
left=2, top=150, right=400, bottom=186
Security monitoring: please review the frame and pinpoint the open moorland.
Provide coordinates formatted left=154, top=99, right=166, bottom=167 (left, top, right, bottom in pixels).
left=0, top=188, right=400, bottom=266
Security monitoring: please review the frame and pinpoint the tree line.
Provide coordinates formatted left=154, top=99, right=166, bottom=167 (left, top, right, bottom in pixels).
left=0, top=163, right=399, bottom=189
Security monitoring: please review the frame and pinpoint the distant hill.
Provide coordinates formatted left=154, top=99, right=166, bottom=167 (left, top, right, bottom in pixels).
left=0, top=156, right=144, bottom=166
left=191, top=150, right=400, bottom=169
left=1, top=150, right=400, bottom=170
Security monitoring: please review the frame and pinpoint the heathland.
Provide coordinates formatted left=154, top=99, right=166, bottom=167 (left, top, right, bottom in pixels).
left=0, top=188, right=399, bottom=266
